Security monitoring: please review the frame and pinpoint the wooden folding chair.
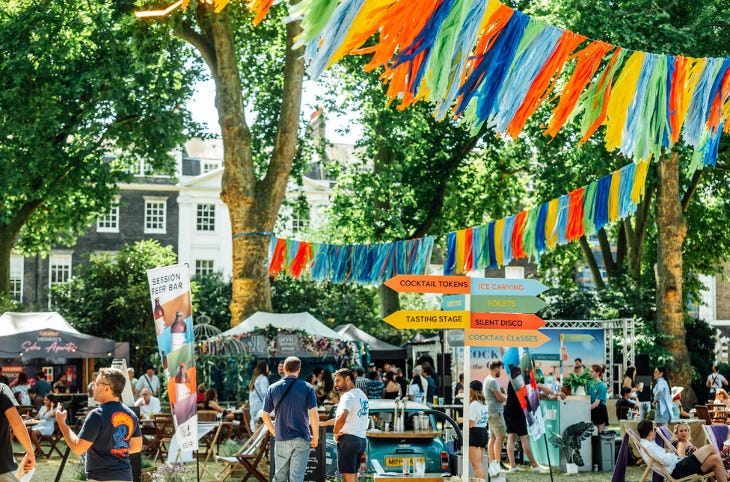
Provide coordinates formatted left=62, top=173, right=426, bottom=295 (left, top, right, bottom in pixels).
left=626, top=428, right=715, bottom=482
left=215, top=424, right=270, bottom=482
left=654, top=426, right=680, bottom=455
left=152, top=414, right=175, bottom=463
left=39, top=422, right=65, bottom=458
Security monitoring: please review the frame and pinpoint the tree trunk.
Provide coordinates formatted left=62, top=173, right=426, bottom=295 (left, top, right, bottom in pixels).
left=194, top=7, right=304, bottom=326
left=655, top=151, right=693, bottom=403
left=578, top=236, right=606, bottom=290
left=0, top=237, right=12, bottom=295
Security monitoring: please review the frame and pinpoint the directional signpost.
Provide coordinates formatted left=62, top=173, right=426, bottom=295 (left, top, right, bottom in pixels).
left=470, top=295, right=547, bottom=314
left=383, top=310, right=469, bottom=330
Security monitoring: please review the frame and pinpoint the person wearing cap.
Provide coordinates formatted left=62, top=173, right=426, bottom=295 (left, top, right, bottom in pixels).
left=468, top=380, right=489, bottom=480
left=135, top=366, right=160, bottom=397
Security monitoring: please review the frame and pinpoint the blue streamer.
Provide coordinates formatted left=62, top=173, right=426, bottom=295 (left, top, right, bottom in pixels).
left=683, top=57, right=721, bottom=147
left=444, top=232, right=457, bottom=275
left=305, top=0, right=366, bottom=80
left=502, top=214, right=516, bottom=265
left=310, top=244, right=330, bottom=281
left=455, top=9, right=530, bottom=118
left=618, top=162, right=637, bottom=218
left=535, top=203, right=548, bottom=256
left=663, top=54, right=676, bottom=149
left=487, top=221, right=497, bottom=270
left=491, top=23, right=563, bottom=134
left=556, top=194, right=569, bottom=245
left=434, top=0, right=489, bottom=120
left=593, top=175, right=612, bottom=232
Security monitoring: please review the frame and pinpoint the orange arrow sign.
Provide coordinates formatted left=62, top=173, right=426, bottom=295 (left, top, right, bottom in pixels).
left=383, top=310, right=469, bottom=329
left=470, top=313, right=546, bottom=330
left=383, top=275, right=471, bottom=294
left=464, top=329, right=550, bottom=348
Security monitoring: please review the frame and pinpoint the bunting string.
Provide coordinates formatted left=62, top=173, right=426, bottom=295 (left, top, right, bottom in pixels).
left=444, top=159, right=649, bottom=275
left=268, top=235, right=434, bottom=284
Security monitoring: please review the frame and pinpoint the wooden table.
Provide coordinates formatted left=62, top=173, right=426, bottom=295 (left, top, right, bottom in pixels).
left=367, top=430, right=440, bottom=439
left=374, top=473, right=444, bottom=482
left=708, top=404, right=728, bottom=424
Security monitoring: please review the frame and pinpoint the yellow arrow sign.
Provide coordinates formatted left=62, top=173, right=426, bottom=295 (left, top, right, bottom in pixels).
left=464, top=329, right=550, bottom=348
left=383, top=311, right=469, bottom=330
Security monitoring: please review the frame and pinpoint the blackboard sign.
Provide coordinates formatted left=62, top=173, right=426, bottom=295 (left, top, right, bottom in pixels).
left=269, top=427, right=327, bottom=482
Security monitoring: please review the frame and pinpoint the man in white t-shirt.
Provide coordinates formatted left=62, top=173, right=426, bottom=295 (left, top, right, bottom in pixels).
left=322, top=368, right=369, bottom=482
left=134, top=388, right=161, bottom=420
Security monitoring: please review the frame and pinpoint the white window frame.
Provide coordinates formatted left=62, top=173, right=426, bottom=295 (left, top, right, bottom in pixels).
left=48, top=252, right=72, bottom=308
left=202, top=161, right=221, bottom=173
left=196, top=204, right=216, bottom=232
left=96, top=196, right=120, bottom=233
left=10, top=254, right=23, bottom=302
left=195, top=259, right=215, bottom=276
left=144, top=197, right=167, bottom=234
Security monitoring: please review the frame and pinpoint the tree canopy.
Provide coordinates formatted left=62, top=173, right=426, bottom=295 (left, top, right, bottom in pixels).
left=0, top=0, right=200, bottom=293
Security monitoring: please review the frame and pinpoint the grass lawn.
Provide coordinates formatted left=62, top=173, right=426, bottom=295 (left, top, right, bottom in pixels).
left=19, top=440, right=647, bottom=481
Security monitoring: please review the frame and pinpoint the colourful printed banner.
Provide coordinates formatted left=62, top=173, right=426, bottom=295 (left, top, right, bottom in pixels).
left=445, top=159, right=650, bottom=274
left=268, top=236, right=434, bottom=285
left=146, top=264, right=198, bottom=452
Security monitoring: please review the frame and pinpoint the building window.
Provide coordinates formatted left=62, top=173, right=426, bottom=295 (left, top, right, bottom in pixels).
left=10, top=254, right=23, bottom=302
left=203, top=161, right=220, bottom=173
left=144, top=197, right=167, bottom=233
left=196, top=204, right=216, bottom=232
left=97, top=198, right=120, bottom=233
left=195, top=260, right=215, bottom=276
left=49, top=253, right=72, bottom=307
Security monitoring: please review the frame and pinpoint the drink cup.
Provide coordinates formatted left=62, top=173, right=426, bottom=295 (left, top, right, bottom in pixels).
left=384, top=422, right=390, bottom=432
left=402, top=458, right=411, bottom=476
left=414, top=459, right=426, bottom=476
left=433, top=395, right=438, bottom=405
left=438, top=397, right=444, bottom=406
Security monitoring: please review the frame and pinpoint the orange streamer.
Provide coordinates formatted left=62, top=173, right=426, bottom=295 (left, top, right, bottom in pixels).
left=511, top=211, right=528, bottom=259
left=565, top=187, right=585, bottom=241
left=268, top=238, right=287, bottom=278
left=290, top=242, right=313, bottom=278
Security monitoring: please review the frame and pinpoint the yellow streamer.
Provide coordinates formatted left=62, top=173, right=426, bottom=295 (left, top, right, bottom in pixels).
left=604, top=51, right=645, bottom=151
left=327, top=0, right=398, bottom=68
left=608, top=170, right=621, bottom=222
left=493, top=219, right=505, bottom=268
left=455, top=229, right=467, bottom=275
left=545, top=198, right=559, bottom=248
left=630, top=159, right=651, bottom=204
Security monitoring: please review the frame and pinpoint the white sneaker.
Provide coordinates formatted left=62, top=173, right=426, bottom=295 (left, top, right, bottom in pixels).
left=508, top=466, right=523, bottom=472
left=531, top=464, right=550, bottom=472
left=488, top=460, right=501, bottom=476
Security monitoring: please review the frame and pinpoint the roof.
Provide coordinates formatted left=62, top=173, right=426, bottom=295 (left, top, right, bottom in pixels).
left=334, top=324, right=406, bottom=360
left=0, top=312, right=126, bottom=360
left=220, top=311, right=344, bottom=340
left=0, top=312, right=80, bottom=335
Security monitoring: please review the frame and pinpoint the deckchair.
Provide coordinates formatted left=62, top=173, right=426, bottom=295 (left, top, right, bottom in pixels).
left=215, top=424, right=270, bottom=482
left=626, top=428, right=715, bottom=482
left=704, top=424, right=729, bottom=451
left=654, top=426, right=680, bottom=455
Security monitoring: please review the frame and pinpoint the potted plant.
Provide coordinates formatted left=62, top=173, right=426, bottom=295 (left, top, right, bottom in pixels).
left=562, top=372, right=592, bottom=396
left=548, top=421, right=594, bottom=474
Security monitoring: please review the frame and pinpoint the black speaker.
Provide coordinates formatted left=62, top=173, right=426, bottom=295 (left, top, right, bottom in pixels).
left=635, top=375, right=652, bottom=402
left=636, top=354, right=650, bottom=376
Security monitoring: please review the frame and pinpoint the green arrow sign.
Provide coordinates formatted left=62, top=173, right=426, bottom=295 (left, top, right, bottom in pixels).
left=470, top=295, right=547, bottom=314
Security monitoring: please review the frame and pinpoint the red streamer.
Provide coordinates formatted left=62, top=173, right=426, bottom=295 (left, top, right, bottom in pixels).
left=511, top=211, right=528, bottom=259
left=268, top=238, right=287, bottom=278
left=566, top=187, right=585, bottom=241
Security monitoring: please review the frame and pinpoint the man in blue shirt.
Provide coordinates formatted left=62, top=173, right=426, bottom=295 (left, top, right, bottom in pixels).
left=262, top=357, right=319, bottom=482
left=56, top=367, right=142, bottom=481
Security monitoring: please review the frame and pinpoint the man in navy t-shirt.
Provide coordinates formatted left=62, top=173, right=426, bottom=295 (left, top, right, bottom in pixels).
left=0, top=383, right=35, bottom=480
left=262, top=356, right=319, bottom=482
left=56, top=367, right=142, bottom=481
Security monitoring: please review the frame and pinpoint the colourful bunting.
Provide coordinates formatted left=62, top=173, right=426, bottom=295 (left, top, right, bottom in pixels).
left=268, top=236, right=434, bottom=284
left=444, top=160, right=650, bottom=274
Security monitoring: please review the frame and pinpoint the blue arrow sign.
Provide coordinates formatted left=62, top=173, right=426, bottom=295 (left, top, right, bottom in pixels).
left=441, top=294, right=466, bottom=311
left=471, top=278, right=548, bottom=296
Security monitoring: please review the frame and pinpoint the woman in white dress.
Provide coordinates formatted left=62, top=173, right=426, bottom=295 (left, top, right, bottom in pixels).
left=30, top=395, right=56, bottom=456
left=248, top=360, right=270, bottom=431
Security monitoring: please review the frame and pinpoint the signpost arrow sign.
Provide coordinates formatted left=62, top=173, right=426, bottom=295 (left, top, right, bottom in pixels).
left=470, top=295, right=547, bottom=314
left=384, top=275, right=470, bottom=294
left=470, top=278, right=548, bottom=296
left=470, top=313, right=546, bottom=330
left=441, top=294, right=466, bottom=311
left=383, top=310, right=469, bottom=330
left=464, top=328, right=550, bottom=348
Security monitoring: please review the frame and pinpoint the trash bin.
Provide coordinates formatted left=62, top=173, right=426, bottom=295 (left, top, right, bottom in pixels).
left=592, top=430, right=617, bottom=471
